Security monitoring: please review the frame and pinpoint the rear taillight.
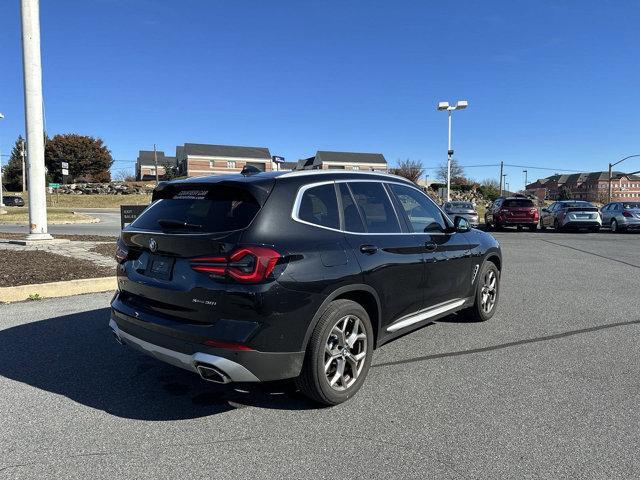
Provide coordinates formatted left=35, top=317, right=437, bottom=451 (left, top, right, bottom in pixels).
left=623, top=211, right=633, bottom=218
left=530, top=208, right=539, bottom=219
left=190, top=245, right=281, bottom=283
left=203, top=339, right=254, bottom=351
left=115, top=240, right=129, bottom=264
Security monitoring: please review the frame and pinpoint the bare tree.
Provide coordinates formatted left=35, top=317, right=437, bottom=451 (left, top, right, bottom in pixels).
left=481, top=178, right=500, bottom=189
left=389, top=159, right=424, bottom=184
left=436, top=158, right=465, bottom=183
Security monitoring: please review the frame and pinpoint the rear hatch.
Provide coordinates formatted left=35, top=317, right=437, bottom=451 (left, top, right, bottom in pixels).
left=116, top=178, right=275, bottom=324
left=502, top=199, right=536, bottom=218
left=565, top=205, right=599, bottom=220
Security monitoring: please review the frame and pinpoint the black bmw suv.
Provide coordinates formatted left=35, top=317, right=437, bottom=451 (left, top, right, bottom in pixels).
left=110, top=170, right=502, bottom=405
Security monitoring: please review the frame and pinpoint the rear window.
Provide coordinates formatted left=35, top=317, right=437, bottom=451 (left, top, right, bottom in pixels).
left=298, top=184, right=340, bottom=229
left=130, top=186, right=260, bottom=233
left=502, top=199, right=534, bottom=208
left=562, top=202, right=595, bottom=209
left=622, top=202, right=640, bottom=209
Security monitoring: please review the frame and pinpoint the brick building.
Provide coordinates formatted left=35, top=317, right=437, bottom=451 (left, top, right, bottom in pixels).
left=291, top=151, right=388, bottom=171
left=175, top=143, right=274, bottom=177
left=526, top=171, right=640, bottom=202
left=136, top=150, right=177, bottom=181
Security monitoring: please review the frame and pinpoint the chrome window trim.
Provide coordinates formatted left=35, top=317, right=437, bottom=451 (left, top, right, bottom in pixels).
left=291, top=179, right=454, bottom=236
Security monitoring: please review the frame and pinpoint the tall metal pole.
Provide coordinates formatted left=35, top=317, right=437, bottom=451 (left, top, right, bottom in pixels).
left=153, top=143, right=159, bottom=185
left=0, top=146, right=4, bottom=208
left=523, top=169, right=528, bottom=190
left=447, top=111, right=452, bottom=202
left=608, top=162, right=613, bottom=202
left=0, top=112, right=4, bottom=208
left=499, top=161, right=504, bottom=196
left=21, top=0, right=51, bottom=240
left=21, top=139, right=26, bottom=192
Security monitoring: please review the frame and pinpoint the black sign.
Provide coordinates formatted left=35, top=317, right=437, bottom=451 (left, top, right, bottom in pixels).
left=120, top=204, right=148, bottom=229
left=272, top=155, right=285, bottom=163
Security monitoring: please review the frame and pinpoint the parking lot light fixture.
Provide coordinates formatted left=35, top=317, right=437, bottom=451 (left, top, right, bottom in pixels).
left=437, top=100, right=469, bottom=201
left=608, top=154, right=640, bottom=202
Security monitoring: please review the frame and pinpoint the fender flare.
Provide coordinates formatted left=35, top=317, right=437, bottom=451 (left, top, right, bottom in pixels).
left=301, top=284, right=383, bottom=351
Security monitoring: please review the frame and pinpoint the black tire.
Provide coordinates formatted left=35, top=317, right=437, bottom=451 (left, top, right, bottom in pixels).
left=539, top=220, right=546, bottom=230
left=611, top=219, right=620, bottom=233
left=462, top=261, right=500, bottom=322
left=554, top=219, right=563, bottom=232
left=590, top=226, right=600, bottom=233
left=528, top=224, right=537, bottom=232
left=296, top=299, right=374, bottom=406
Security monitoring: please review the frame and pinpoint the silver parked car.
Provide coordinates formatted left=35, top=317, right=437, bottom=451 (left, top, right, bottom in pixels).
left=600, top=201, right=640, bottom=232
left=539, top=200, right=601, bottom=232
left=443, top=201, right=479, bottom=227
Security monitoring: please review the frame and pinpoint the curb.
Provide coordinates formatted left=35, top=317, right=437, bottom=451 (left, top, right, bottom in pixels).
left=0, top=276, right=117, bottom=303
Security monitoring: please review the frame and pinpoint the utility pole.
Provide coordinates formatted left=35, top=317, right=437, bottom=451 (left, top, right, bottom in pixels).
left=153, top=143, right=159, bottom=185
left=502, top=174, right=507, bottom=196
left=21, top=139, right=26, bottom=192
left=523, top=169, right=528, bottom=191
left=499, top=160, right=504, bottom=196
left=21, top=0, right=51, bottom=240
left=0, top=112, right=4, bottom=208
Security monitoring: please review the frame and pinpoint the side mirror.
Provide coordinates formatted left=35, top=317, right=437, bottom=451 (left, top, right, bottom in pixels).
left=454, top=215, right=470, bottom=232
left=541, top=208, right=549, bottom=213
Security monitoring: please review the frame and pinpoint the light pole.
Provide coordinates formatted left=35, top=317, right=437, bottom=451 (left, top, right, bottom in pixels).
left=437, top=100, right=468, bottom=202
left=523, top=169, right=528, bottom=192
left=501, top=173, right=507, bottom=196
left=608, top=154, right=640, bottom=202
left=21, top=0, right=52, bottom=240
left=0, top=112, right=4, bottom=208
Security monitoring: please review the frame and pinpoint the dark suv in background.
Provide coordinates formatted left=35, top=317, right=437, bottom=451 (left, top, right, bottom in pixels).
left=110, top=170, right=502, bottom=405
left=485, top=196, right=538, bottom=231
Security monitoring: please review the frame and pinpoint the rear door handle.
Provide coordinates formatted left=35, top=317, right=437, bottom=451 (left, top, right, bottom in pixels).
left=424, top=241, right=437, bottom=252
left=359, top=244, right=378, bottom=255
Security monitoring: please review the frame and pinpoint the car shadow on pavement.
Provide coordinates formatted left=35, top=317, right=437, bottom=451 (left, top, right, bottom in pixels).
left=0, top=308, right=317, bottom=420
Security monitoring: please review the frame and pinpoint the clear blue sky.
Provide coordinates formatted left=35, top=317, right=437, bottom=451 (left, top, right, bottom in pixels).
left=1, top=0, right=638, bottom=190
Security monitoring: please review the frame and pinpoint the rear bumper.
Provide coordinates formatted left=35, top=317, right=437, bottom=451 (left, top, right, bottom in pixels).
left=500, top=219, right=537, bottom=226
left=109, top=308, right=305, bottom=383
left=561, top=220, right=601, bottom=229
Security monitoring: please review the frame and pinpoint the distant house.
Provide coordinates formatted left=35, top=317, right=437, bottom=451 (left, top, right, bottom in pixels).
left=526, top=170, right=640, bottom=202
left=175, top=143, right=273, bottom=177
left=292, top=151, right=388, bottom=171
left=136, top=150, right=177, bottom=181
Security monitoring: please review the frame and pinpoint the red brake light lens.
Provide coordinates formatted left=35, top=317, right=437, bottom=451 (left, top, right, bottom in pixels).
left=623, top=211, right=633, bottom=218
left=190, top=246, right=281, bottom=283
left=203, top=339, right=254, bottom=351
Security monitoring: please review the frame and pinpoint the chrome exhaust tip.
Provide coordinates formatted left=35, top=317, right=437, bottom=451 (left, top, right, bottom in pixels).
left=196, top=364, right=231, bottom=384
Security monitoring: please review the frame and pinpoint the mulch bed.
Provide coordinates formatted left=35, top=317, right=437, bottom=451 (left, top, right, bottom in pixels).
left=0, top=233, right=117, bottom=242
left=0, top=250, right=115, bottom=287
left=90, top=243, right=117, bottom=258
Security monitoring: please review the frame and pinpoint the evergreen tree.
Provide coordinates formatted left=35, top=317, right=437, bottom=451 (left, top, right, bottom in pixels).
left=2, top=135, right=26, bottom=192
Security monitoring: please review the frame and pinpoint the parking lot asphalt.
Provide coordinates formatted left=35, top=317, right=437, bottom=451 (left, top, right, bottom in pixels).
left=1, top=230, right=639, bottom=479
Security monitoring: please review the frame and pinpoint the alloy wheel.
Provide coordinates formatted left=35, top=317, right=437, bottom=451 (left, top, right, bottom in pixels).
left=324, top=315, right=367, bottom=391
left=611, top=219, right=617, bottom=232
left=480, top=270, right=498, bottom=313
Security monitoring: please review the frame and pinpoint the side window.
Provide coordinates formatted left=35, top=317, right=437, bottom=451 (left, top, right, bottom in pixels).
left=389, top=184, right=446, bottom=233
left=348, top=182, right=401, bottom=233
left=297, top=183, right=340, bottom=230
left=338, top=183, right=365, bottom=232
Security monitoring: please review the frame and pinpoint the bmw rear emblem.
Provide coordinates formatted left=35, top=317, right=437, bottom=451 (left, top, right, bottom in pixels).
left=149, top=238, right=158, bottom=252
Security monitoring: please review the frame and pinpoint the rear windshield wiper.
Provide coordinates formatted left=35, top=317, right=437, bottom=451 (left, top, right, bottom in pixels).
left=157, top=219, right=203, bottom=230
